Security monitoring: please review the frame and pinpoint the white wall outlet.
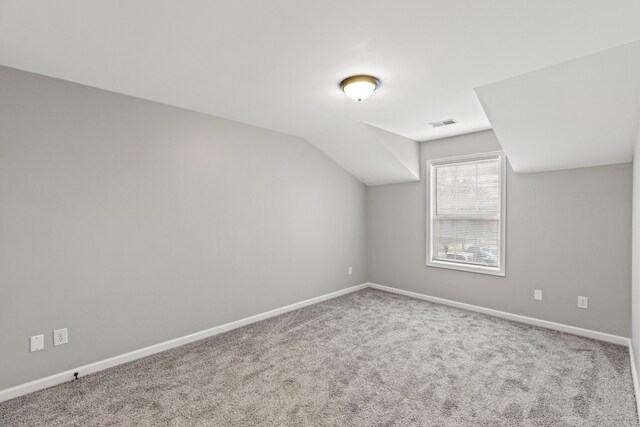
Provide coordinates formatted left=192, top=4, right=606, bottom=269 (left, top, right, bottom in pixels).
left=30, top=334, right=44, bottom=352
left=348, top=266, right=353, bottom=275
left=534, top=290, right=542, bottom=301
left=53, top=328, right=68, bottom=346
left=578, top=296, right=589, bottom=309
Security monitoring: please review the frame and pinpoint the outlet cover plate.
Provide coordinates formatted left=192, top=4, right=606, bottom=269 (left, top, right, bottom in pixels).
left=30, top=334, right=44, bottom=352
left=53, top=328, right=68, bottom=346
left=578, top=296, right=589, bottom=309
left=534, top=290, right=542, bottom=301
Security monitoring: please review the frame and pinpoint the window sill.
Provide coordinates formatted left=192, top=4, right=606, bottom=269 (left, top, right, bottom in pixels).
left=426, top=259, right=505, bottom=277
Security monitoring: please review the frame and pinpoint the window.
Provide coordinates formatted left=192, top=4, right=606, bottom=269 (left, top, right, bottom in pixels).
left=427, top=151, right=506, bottom=276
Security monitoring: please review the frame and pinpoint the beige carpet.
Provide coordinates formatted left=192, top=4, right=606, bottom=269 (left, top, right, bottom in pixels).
left=0, top=289, right=637, bottom=426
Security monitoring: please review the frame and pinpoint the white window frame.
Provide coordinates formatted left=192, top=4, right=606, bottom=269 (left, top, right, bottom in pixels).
left=426, top=151, right=506, bottom=277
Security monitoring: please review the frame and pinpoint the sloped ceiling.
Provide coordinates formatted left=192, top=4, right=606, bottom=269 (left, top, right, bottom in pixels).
left=306, top=123, right=419, bottom=186
left=1, top=1, right=640, bottom=183
left=475, top=41, right=640, bottom=173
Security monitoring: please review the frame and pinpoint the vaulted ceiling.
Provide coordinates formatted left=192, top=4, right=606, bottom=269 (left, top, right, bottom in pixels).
left=475, top=41, right=640, bottom=173
left=2, top=1, right=640, bottom=182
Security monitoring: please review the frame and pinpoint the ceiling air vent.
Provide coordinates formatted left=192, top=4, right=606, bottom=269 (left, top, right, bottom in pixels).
left=429, top=118, right=457, bottom=128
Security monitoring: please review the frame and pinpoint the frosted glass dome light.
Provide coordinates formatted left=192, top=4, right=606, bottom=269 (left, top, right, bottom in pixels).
left=340, top=75, right=380, bottom=102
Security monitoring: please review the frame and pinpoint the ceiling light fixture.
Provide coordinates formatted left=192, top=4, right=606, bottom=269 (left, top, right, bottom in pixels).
left=340, top=75, right=380, bottom=102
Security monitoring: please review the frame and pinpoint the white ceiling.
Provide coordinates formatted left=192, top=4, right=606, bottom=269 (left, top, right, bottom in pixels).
left=1, top=1, right=640, bottom=181
left=306, top=123, right=419, bottom=186
left=475, top=41, right=640, bottom=173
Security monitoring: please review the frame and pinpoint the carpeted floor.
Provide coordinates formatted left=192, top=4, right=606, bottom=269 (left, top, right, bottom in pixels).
left=0, top=289, right=637, bottom=426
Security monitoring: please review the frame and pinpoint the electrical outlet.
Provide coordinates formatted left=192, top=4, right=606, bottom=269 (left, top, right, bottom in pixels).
left=534, top=290, right=542, bottom=301
left=30, top=334, right=44, bottom=352
left=578, top=296, right=589, bottom=309
left=53, top=328, right=68, bottom=346
left=348, top=266, right=353, bottom=275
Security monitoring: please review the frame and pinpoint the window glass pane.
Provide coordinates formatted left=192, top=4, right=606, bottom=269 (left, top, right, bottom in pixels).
left=433, top=218, right=499, bottom=266
left=431, top=155, right=502, bottom=269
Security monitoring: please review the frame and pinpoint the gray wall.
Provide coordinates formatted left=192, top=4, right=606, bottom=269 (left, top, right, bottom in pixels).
left=0, top=66, right=367, bottom=390
left=368, top=130, right=632, bottom=337
left=632, top=115, right=640, bottom=372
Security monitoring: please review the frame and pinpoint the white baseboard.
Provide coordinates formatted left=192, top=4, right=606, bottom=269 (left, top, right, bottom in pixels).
left=628, top=340, right=640, bottom=417
left=368, top=283, right=628, bottom=345
left=0, top=283, right=369, bottom=403
left=2, top=281, right=635, bottom=408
